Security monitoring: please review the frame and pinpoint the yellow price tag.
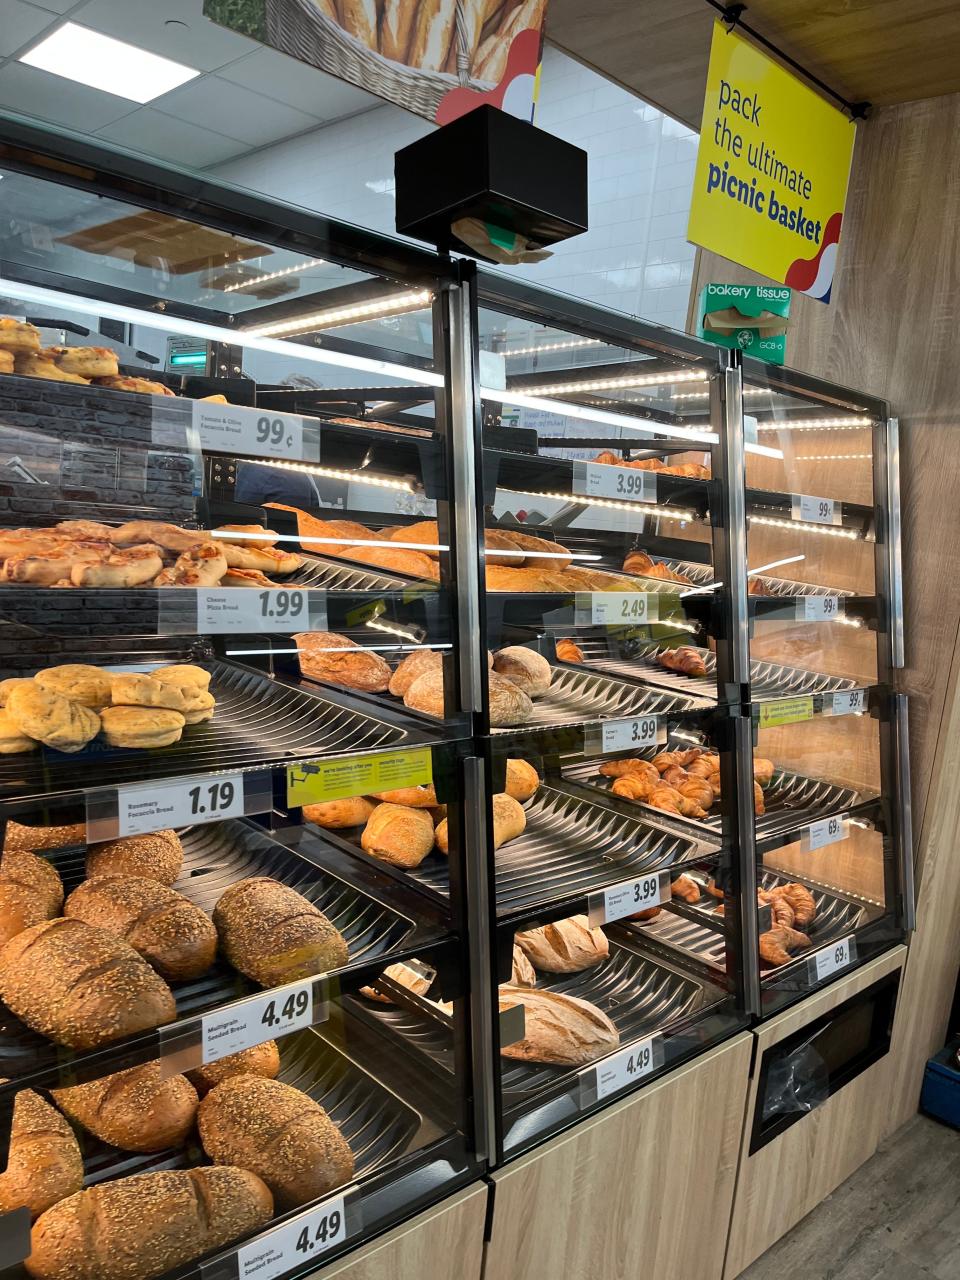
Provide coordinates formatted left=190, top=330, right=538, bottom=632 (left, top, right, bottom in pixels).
left=758, top=696, right=814, bottom=728
left=287, top=748, right=434, bottom=807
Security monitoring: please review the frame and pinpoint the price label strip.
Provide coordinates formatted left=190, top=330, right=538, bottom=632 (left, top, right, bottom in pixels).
left=202, top=978, right=323, bottom=1064
left=796, top=595, right=843, bottom=622
left=85, top=770, right=274, bottom=843
left=581, top=1035, right=664, bottom=1107
left=572, top=461, right=657, bottom=504
left=234, top=1189, right=357, bottom=1280
left=800, top=813, right=849, bottom=853
left=575, top=591, right=659, bottom=627
left=757, top=697, right=815, bottom=729
left=587, top=870, right=671, bottom=927
left=193, top=402, right=319, bottom=463
left=195, top=588, right=327, bottom=634
left=287, top=747, right=433, bottom=808
left=791, top=493, right=842, bottom=526
left=824, top=689, right=867, bottom=716
left=588, top=715, right=666, bottom=755
left=809, top=935, right=858, bottom=984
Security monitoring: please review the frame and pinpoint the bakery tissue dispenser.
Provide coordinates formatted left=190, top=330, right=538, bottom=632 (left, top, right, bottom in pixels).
left=394, top=105, right=588, bottom=265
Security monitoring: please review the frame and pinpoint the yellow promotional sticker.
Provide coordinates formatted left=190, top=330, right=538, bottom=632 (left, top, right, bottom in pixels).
left=758, top=697, right=814, bottom=729
left=287, top=748, right=434, bottom=807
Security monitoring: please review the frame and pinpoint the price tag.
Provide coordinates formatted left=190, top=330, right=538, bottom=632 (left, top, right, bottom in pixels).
left=115, top=773, right=246, bottom=836
left=288, top=747, right=433, bottom=807
left=588, top=872, right=669, bottom=927
left=797, top=595, right=843, bottom=621
left=800, top=813, right=849, bottom=852
left=592, top=1035, right=662, bottom=1101
left=202, top=979, right=318, bottom=1064
left=758, top=697, right=814, bottom=729
left=573, top=461, right=657, bottom=504
left=810, top=935, right=857, bottom=983
left=825, top=689, right=866, bottom=716
left=193, top=402, right=310, bottom=461
left=791, top=493, right=841, bottom=526
left=196, top=588, right=327, bottom=634
left=235, top=1192, right=349, bottom=1280
left=599, top=717, right=665, bottom=753
left=576, top=592, right=659, bottom=626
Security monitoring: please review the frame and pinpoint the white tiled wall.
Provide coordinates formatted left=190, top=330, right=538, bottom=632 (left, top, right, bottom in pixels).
left=213, top=46, right=698, bottom=332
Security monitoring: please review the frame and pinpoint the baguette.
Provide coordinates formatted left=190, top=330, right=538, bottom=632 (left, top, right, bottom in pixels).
left=387, top=520, right=441, bottom=556
left=361, top=803, right=435, bottom=868
left=187, top=1042, right=280, bottom=1097
left=0, top=848, right=64, bottom=946
left=0, top=918, right=177, bottom=1049
left=371, top=784, right=438, bottom=808
left=498, top=984, right=619, bottom=1065
left=25, top=1167, right=274, bottom=1280
left=0, top=1089, right=82, bottom=1220
left=379, top=0, right=415, bottom=61
left=213, top=878, right=349, bottom=986
left=85, top=830, right=183, bottom=886
left=339, top=0, right=378, bottom=49
left=500, top=529, right=573, bottom=570
left=407, top=0, right=457, bottom=70
left=52, top=1062, right=198, bottom=1152
left=64, top=876, right=217, bottom=981
left=198, top=1075, right=355, bottom=1210
left=515, top=915, right=609, bottom=973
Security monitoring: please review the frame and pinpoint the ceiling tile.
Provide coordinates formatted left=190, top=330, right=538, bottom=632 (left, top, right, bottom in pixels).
left=154, top=75, right=321, bottom=145
left=73, top=0, right=259, bottom=72
left=0, top=62, right=134, bottom=131
left=96, top=105, right=248, bottom=167
left=0, top=2, right=57, bottom=57
left=21, top=0, right=77, bottom=12
left=217, top=47, right=377, bottom=120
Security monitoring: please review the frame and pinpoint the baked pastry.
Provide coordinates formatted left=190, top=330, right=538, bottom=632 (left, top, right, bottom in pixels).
left=303, top=796, right=377, bottom=829
left=371, top=784, right=438, bottom=807
left=497, top=529, right=573, bottom=570
left=99, top=706, right=185, bottom=748
left=341, top=543, right=441, bottom=580
left=35, top=664, right=113, bottom=710
left=187, top=1042, right=281, bottom=1097
left=511, top=944, right=537, bottom=987
left=294, top=632, right=392, bottom=692
left=150, top=664, right=211, bottom=693
left=154, top=542, right=228, bottom=587
left=109, top=522, right=203, bottom=551
left=93, top=374, right=176, bottom=396
left=53, top=346, right=119, bottom=378
left=52, top=1062, right=199, bottom=1152
left=759, top=924, right=811, bottom=967
left=361, top=803, right=435, bottom=868
left=670, top=873, right=702, bottom=904
left=25, top=1167, right=273, bottom=1280
left=389, top=520, right=440, bottom=556
left=111, top=673, right=196, bottom=713
left=220, top=567, right=275, bottom=587
left=488, top=671, right=534, bottom=726
left=0, top=1089, right=82, bottom=1220
left=492, top=646, right=553, bottom=696
left=498, top=985, right=620, bottom=1065
left=4, top=544, right=105, bottom=585
left=65, top=875, right=217, bottom=981
left=0, top=349, right=14, bottom=373
left=15, top=351, right=89, bottom=383
left=555, top=638, right=584, bottom=663
left=0, top=917, right=176, bottom=1049
left=403, top=668, right=445, bottom=717
left=213, top=878, right=349, bottom=985
left=211, top=524, right=278, bottom=548
left=0, top=317, right=40, bottom=353
left=198, top=1075, right=355, bottom=1210
left=0, top=847, right=64, bottom=946
left=388, top=647, right=442, bottom=697
left=492, top=792, right=526, bottom=849
left=212, top=540, right=301, bottom=574
left=3, top=821, right=84, bottom=854
left=0, top=709, right=37, bottom=753
left=515, top=915, right=609, bottom=973
left=181, top=691, right=215, bottom=724
left=6, top=683, right=100, bottom=753
left=71, top=545, right=164, bottom=588
left=504, top=758, right=540, bottom=801
left=753, top=756, right=775, bottom=785
left=86, top=830, right=183, bottom=885
left=767, top=882, right=817, bottom=927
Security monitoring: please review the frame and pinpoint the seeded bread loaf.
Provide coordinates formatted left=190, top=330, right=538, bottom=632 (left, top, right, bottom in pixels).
left=52, top=1062, right=198, bottom=1152
left=0, top=1089, right=82, bottom=1219
left=85, top=831, right=183, bottom=885
left=187, top=1042, right=280, bottom=1097
left=0, top=848, right=64, bottom=947
left=213, top=878, right=348, bottom=986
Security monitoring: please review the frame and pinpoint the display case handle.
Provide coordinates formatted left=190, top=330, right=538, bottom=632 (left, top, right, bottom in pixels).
left=894, top=693, right=916, bottom=932
left=884, top=417, right=905, bottom=669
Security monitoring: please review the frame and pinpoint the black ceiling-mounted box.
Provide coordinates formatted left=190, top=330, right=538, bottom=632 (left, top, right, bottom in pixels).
left=394, top=105, right=588, bottom=258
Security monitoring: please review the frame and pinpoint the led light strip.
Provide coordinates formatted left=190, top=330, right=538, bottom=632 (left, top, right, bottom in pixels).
left=500, top=337, right=604, bottom=358
left=748, top=514, right=860, bottom=539
left=249, top=458, right=413, bottom=492
left=757, top=415, right=873, bottom=431
left=521, top=368, right=708, bottom=396
left=679, top=555, right=805, bottom=598
left=498, top=486, right=696, bottom=523
left=244, top=288, right=434, bottom=338
left=210, top=529, right=447, bottom=552
left=796, top=453, right=873, bottom=461
left=670, top=387, right=771, bottom=401
left=226, top=642, right=453, bottom=655
left=481, top=548, right=602, bottom=561
left=222, top=259, right=326, bottom=293
left=0, top=278, right=445, bottom=389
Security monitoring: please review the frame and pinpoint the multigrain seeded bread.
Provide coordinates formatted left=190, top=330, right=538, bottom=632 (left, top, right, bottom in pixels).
left=85, top=831, right=183, bottom=886
left=52, top=1062, right=198, bottom=1153
left=0, top=848, right=64, bottom=946
left=186, top=1042, right=280, bottom=1097
left=0, top=1089, right=82, bottom=1219
left=212, top=878, right=348, bottom=986
left=3, top=822, right=84, bottom=854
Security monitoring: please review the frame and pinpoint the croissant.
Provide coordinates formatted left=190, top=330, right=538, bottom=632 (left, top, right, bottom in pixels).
left=687, top=754, right=719, bottom=778
left=662, top=462, right=710, bottom=479
left=759, top=923, right=811, bottom=967
left=670, top=874, right=701, bottom=903
left=592, top=451, right=622, bottom=465
left=600, top=758, right=660, bottom=785
left=622, top=551, right=654, bottom=575
left=612, top=773, right=657, bottom=801
left=675, top=792, right=709, bottom=819
left=706, top=880, right=725, bottom=901
left=767, top=895, right=795, bottom=929
left=661, top=764, right=688, bottom=788
left=679, top=778, right=714, bottom=810
left=556, top=638, right=584, bottom=663
left=658, top=646, right=708, bottom=678
left=747, top=576, right=768, bottom=595
left=625, top=458, right=665, bottom=472
left=754, top=781, right=765, bottom=815
left=647, top=785, right=684, bottom=815
left=769, top=882, right=816, bottom=926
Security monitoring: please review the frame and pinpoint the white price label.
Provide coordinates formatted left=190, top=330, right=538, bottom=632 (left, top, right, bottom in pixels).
left=590, top=872, right=667, bottom=926
left=116, top=774, right=245, bottom=836
left=574, top=461, right=657, bottom=504
left=791, top=493, right=841, bottom=525
left=196, top=587, right=325, bottom=634
left=236, top=1193, right=347, bottom=1280
left=594, top=1036, right=660, bottom=1100
left=600, top=717, right=664, bottom=753
left=578, top=592, right=658, bottom=626
left=800, top=814, right=849, bottom=852
left=193, top=402, right=305, bottom=460
left=826, top=689, right=866, bottom=716
left=202, top=979, right=317, bottom=1064
left=797, top=595, right=842, bottom=621
left=811, top=935, right=857, bottom=982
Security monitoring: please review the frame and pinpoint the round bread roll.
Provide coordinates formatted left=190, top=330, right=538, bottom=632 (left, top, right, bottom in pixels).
left=505, top=758, right=540, bottom=802
left=0, top=677, right=35, bottom=706
left=65, top=875, right=217, bottom=981
left=4, top=820, right=84, bottom=854
left=99, top=706, right=185, bottom=748
left=0, top=847, right=64, bottom=946
left=492, top=793, right=527, bottom=849
left=0, top=317, right=40, bottom=353
left=35, top=664, right=113, bottom=710
left=388, top=647, right=442, bottom=697
left=111, top=673, right=196, bottom=713
left=6, top=683, right=100, bottom=753
left=198, top=1075, right=355, bottom=1210
left=213, top=878, right=349, bottom=986
left=493, top=647, right=553, bottom=696
left=52, top=1061, right=198, bottom=1152
left=403, top=668, right=445, bottom=717
left=515, top=915, right=609, bottom=973
left=303, top=796, right=377, bottom=829
left=181, top=692, right=215, bottom=724
left=361, top=803, right=435, bottom=868
left=53, top=346, right=119, bottom=378
left=86, top=830, right=183, bottom=886
left=371, top=784, right=438, bottom=807
left=488, top=671, right=534, bottom=727
left=0, top=709, right=37, bottom=753
left=150, top=664, right=211, bottom=693
left=187, top=1042, right=281, bottom=1097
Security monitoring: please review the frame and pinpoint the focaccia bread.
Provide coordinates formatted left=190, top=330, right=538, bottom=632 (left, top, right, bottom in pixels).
left=35, top=664, right=113, bottom=710
left=99, top=706, right=185, bottom=749
left=52, top=346, right=119, bottom=378
left=515, top=915, right=609, bottom=973
left=498, top=985, right=620, bottom=1065
left=0, top=710, right=37, bottom=754
left=15, top=352, right=88, bottom=383
left=0, top=317, right=40, bottom=353
left=5, top=683, right=100, bottom=753
left=93, top=374, right=176, bottom=396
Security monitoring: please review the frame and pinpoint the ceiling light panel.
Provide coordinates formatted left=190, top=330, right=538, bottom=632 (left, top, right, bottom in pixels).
left=20, top=23, right=200, bottom=104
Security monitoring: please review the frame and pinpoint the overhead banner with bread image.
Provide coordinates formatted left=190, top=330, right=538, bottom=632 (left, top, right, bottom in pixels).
left=204, top=0, right=549, bottom=125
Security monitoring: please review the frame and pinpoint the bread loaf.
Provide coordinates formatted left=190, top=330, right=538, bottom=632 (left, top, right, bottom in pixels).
left=52, top=1062, right=198, bottom=1152
left=64, top=876, right=216, bottom=981
left=388, top=648, right=442, bottom=697
left=388, top=520, right=440, bottom=556
left=361, top=803, right=434, bottom=868
left=302, top=796, right=376, bottom=829
left=499, top=530, right=573, bottom=570
left=0, top=918, right=176, bottom=1049
left=360, top=960, right=434, bottom=1005
left=433, top=817, right=450, bottom=855
left=403, top=668, right=445, bottom=717
left=0, top=848, right=64, bottom=947
left=511, top=945, right=536, bottom=988
left=0, top=1089, right=82, bottom=1219
left=515, top=915, right=609, bottom=973
left=187, top=1042, right=280, bottom=1097
left=371, top=784, right=438, bottom=807
left=25, top=1166, right=273, bottom=1280
left=488, top=672, right=534, bottom=726
left=3, top=821, right=83, bottom=854
left=504, top=758, right=540, bottom=802
left=492, top=647, right=553, bottom=696
left=213, top=878, right=348, bottom=986
left=85, top=830, right=183, bottom=885
left=294, top=632, right=392, bottom=692
left=197, top=1075, right=355, bottom=1210
left=498, top=985, right=619, bottom=1065
left=491, top=793, right=526, bottom=849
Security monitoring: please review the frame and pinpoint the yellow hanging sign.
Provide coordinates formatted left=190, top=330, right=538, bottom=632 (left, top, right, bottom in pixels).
left=287, top=748, right=434, bottom=807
